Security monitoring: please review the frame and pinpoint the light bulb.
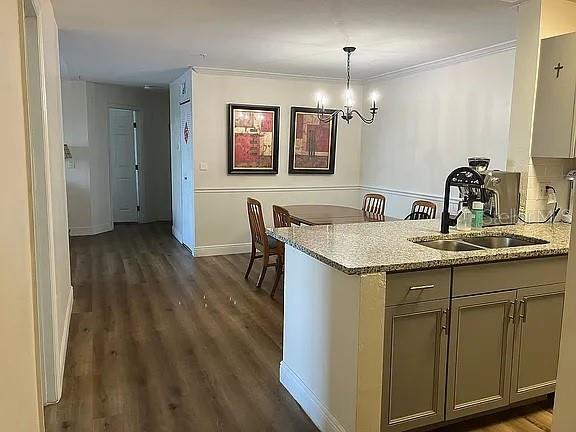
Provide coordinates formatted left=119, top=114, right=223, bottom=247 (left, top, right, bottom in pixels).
left=345, top=89, right=354, bottom=107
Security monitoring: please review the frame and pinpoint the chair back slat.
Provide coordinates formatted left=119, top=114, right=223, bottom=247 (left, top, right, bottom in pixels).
left=411, top=200, right=437, bottom=219
left=247, top=198, right=268, bottom=247
left=362, top=193, right=386, bottom=216
left=273, top=205, right=292, bottom=228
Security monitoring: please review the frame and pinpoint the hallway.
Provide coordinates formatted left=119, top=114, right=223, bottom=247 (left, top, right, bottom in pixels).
left=44, top=223, right=316, bottom=431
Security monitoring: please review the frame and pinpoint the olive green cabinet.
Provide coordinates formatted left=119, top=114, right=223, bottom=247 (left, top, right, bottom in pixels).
left=511, top=284, right=565, bottom=403
left=446, top=291, right=516, bottom=420
left=532, top=32, right=576, bottom=158
left=382, top=299, right=449, bottom=432
left=446, top=284, right=565, bottom=421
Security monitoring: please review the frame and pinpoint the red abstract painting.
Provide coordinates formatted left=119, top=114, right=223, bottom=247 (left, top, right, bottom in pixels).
left=228, top=105, right=279, bottom=174
left=289, top=107, right=338, bottom=174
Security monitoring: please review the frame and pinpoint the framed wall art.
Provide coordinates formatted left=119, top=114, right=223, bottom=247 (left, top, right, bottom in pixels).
left=227, top=104, right=280, bottom=174
left=289, top=107, right=338, bottom=174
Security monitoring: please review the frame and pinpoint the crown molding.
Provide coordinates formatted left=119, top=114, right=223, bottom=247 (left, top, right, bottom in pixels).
left=363, top=40, right=517, bottom=83
left=193, top=67, right=356, bottom=83
left=194, top=40, right=517, bottom=85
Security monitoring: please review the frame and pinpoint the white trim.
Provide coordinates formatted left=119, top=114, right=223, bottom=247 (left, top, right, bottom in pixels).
left=193, top=67, right=354, bottom=83
left=364, top=40, right=517, bottom=82
left=194, top=242, right=251, bottom=257
left=195, top=185, right=361, bottom=194
left=194, top=41, right=517, bottom=85
left=361, top=185, right=460, bottom=205
left=280, top=361, right=347, bottom=432
left=69, top=222, right=113, bottom=237
left=53, top=286, right=73, bottom=404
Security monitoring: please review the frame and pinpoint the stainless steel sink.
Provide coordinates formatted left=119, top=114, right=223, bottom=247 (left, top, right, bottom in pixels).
left=463, top=236, right=548, bottom=249
left=416, top=240, right=484, bottom=252
left=414, top=235, right=548, bottom=252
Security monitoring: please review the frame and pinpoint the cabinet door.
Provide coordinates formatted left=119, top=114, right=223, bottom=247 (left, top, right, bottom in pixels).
left=532, top=33, right=576, bottom=158
left=511, top=284, right=565, bottom=403
left=446, top=291, right=516, bottom=420
left=382, top=299, right=449, bottom=432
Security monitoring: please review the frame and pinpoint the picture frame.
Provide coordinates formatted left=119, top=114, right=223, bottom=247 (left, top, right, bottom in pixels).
left=227, top=104, right=280, bottom=174
left=289, top=106, right=338, bottom=174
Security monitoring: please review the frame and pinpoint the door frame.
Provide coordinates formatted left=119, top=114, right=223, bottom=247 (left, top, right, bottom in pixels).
left=20, top=0, right=60, bottom=404
left=107, top=106, right=145, bottom=224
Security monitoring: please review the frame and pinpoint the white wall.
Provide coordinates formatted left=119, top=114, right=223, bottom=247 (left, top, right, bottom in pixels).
left=61, top=80, right=91, bottom=230
left=360, top=50, right=516, bottom=218
left=1, top=0, right=72, bottom=427
left=192, top=72, right=363, bottom=255
left=62, top=81, right=172, bottom=234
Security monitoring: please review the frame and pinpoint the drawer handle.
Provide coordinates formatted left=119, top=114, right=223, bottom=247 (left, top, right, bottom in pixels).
left=409, top=284, right=435, bottom=291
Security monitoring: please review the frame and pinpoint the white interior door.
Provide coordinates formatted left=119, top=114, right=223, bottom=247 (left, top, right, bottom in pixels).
left=180, top=101, right=194, bottom=250
left=110, top=108, right=139, bottom=223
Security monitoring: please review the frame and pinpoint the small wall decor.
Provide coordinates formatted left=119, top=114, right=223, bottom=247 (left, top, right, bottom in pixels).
left=228, top=104, right=280, bottom=174
left=289, top=107, right=338, bottom=174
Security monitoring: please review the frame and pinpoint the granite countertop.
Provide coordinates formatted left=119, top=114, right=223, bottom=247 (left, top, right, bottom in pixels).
left=268, top=220, right=571, bottom=275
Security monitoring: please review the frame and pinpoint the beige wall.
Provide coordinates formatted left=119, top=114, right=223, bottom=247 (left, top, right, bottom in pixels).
left=0, top=0, right=58, bottom=430
left=554, top=219, right=576, bottom=431
left=192, top=72, right=363, bottom=255
left=62, top=81, right=172, bottom=234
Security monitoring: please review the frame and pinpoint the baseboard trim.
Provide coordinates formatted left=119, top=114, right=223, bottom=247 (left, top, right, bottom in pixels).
left=280, top=361, right=347, bottom=432
left=194, top=242, right=251, bottom=257
left=56, top=286, right=73, bottom=402
left=69, top=223, right=113, bottom=237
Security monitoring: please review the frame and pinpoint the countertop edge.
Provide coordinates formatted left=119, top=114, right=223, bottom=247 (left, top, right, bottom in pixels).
left=269, top=229, right=569, bottom=275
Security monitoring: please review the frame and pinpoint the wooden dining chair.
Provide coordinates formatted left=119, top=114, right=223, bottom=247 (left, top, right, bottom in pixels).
left=362, top=193, right=386, bottom=216
left=245, top=198, right=281, bottom=290
left=270, top=205, right=292, bottom=298
left=410, top=200, right=437, bottom=219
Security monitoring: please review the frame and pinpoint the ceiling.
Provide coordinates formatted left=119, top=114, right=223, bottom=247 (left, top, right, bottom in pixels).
left=52, top=0, right=519, bottom=87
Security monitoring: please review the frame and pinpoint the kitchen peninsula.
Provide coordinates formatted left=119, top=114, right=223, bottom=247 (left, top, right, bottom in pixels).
left=269, top=220, right=571, bottom=432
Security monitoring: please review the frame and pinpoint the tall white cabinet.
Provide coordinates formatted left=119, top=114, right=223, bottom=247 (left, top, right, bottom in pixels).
left=532, top=33, right=576, bottom=158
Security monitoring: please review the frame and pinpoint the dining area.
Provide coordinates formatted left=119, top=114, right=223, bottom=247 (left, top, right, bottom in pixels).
left=244, top=193, right=438, bottom=298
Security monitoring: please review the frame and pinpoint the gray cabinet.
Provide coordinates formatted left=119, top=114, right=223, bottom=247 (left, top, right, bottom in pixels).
left=511, top=284, right=565, bottom=403
left=446, top=291, right=516, bottom=420
left=382, top=299, right=449, bottom=432
left=532, top=33, right=576, bottom=158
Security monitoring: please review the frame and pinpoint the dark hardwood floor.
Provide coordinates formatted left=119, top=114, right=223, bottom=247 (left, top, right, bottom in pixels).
left=45, top=223, right=553, bottom=432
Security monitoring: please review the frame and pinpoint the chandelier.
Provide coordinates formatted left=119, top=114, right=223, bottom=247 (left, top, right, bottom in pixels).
left=316, top=47, right=379, bottom=125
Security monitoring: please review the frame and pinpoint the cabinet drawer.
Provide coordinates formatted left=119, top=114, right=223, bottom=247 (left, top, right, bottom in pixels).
left=453, top=256, right=567, bottom=297
left=386, top=269, right=451, bottom=306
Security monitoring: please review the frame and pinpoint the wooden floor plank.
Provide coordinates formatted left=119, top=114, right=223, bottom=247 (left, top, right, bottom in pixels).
left=44, top=222, right=554, bottom=432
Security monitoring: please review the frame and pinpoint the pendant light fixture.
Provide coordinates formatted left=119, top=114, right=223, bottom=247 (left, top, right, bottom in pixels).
left=316, top=47, right=379, bottom=124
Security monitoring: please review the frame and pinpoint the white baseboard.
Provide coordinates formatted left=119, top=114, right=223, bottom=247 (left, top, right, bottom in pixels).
left=280, top=361, right=347, bottom=432
left=56, top=285, right=73, bottom=402
left=69, top=223, right=113, bottom=237
left=194, top=242, right=251, bottom=257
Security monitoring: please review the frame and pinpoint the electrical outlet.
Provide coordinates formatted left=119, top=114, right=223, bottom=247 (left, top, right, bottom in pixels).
left=199, top=162, right=208, bottom=171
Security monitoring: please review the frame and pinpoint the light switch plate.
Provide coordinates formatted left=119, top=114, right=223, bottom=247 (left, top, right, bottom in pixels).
left=199, top=162, right=208, bottom=171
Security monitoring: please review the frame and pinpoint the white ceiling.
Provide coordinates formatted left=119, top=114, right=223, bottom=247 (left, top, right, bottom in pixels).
left=52, top=0, right=519, bottom=86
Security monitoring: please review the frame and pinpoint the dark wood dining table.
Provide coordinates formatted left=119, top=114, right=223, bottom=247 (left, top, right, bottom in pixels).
left=283, top=205, right=399, bottom=226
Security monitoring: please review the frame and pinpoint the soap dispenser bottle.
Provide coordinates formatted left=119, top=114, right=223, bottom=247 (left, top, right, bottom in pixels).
left=457, top=202, right=473, bottom=232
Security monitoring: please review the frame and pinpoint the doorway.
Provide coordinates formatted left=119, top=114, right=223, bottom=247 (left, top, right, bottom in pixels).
left=21, top=0, right=58, bottom=403
left=180, top=100, right=195, bottom=250
left=109, top=108, right=141, bottom=223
